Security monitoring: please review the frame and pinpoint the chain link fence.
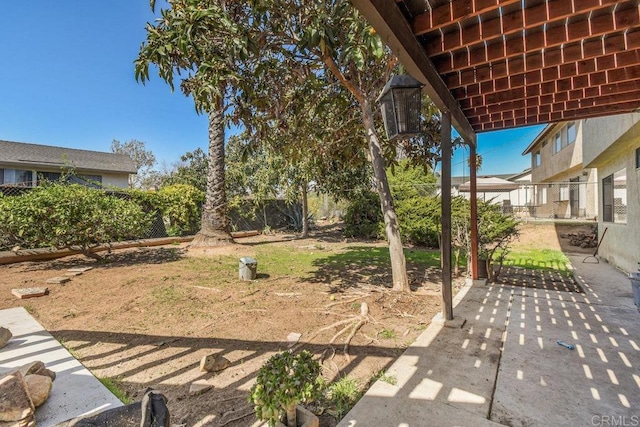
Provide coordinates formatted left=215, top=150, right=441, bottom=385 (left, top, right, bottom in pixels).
left=488, top=181, right=599, bottom=220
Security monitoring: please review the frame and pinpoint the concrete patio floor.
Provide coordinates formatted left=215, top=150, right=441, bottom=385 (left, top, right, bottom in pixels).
left=338, top=255, right=640, bottom=427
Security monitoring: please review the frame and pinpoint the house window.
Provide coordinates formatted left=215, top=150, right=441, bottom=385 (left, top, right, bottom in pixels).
left=2, top=169, right=33, bottom=186
left=567, top=122, right=576, bottom=145
left=554, top=133, right=561, bottom=154
left=37, top=172, right=62, bottom=183
left=559, top=184, right=570, bottom=201
left=603, top=168, right=627, bottom=223
left=540, top=186, right=548, bottom=204
left=534, top=151, right=540, bottom=167
left=0, top=169, right=4, bottom=185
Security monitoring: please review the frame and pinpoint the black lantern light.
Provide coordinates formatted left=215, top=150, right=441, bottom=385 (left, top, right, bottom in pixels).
left=377, top=74, right=423, bottom=141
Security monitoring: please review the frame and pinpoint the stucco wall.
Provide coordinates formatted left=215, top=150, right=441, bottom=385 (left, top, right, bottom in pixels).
left=596, top=142, right=640, bottom=274
left=583, top=112, right=640, bottom=166
left=531, top=122, right=584, bottom=182
left=102, top=174, right=130, bottom=188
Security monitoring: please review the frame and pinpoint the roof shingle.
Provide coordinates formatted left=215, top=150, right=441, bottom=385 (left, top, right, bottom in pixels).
left=0, top=140, right=137, bottom=174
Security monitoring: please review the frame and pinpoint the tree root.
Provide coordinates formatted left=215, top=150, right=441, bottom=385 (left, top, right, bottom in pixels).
left=325, top=296, right=367, bottom=309
left=298, top=303, right=370, bottom=363
left=217, top=408, right=254, bottom=426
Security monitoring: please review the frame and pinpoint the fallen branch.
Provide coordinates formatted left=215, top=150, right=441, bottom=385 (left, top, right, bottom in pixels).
left=218, top=408, right=254, bottom=426
left=325, top=296, right=367, bottom=309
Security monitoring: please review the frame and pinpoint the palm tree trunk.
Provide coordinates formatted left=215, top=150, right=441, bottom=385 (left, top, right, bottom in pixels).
left=361, top=99, right=410, bottom=293
left=191, top=107, right=234, bottom=247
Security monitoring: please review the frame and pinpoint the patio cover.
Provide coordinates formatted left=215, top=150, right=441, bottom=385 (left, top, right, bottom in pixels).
left=352, top=0, right=640, bottom=320
left=353, top=0, right=640, bottom=140
left=458, top=177, right=520, bottom=192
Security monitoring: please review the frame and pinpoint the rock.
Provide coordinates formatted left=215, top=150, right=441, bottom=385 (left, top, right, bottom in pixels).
left=66, top=267, right=93, bottom=273
left=17, top=362, right=43, bottom=378
left=46, top=277, right=70, bottom=284
left=23, top=375, right=52, bottom=407
left=0, top=414, right=35, bottom=426
left=11, top=288, right=48, bottom=299
left=199, top=355, right=230, bottom=372
left=188, top=380, right=213, bottom=396
left=0, top=371, right=34, bottom=422
left=0, top=327, right=12, bottom=349
left=33, top=367, right=56, bottom=382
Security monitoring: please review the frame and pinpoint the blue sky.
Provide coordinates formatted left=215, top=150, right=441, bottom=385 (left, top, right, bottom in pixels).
left=0, top=3, right=544, bottom=176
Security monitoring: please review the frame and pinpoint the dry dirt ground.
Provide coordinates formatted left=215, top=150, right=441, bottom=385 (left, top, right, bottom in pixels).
left=0, top=221, right=594, bottom=426
left=0, top=225, right=449, bottom=427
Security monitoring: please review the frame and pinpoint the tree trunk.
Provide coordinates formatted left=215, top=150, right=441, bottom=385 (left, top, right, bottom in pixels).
left=285, top=403, right=296, bottom=427
left=361, top=100, right=410, bottom=293
left=300, top=182, right=309, bottom=237
left=191, top=108, right=234, bottom=247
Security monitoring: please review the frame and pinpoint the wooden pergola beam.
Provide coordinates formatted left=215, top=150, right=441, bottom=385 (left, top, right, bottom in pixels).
left=412, top=0, right=521, bottom=36
left=432, top=5, right=640, bottom=73
left=423, top=0, right=619, bottom=57
left=352, top=0, right=477, bottom=145
left=466, top=91, right=640, bottom=124
left=457, top=65, right=640, bottom=109
left=474, top=102, right=640, bottom=131
left=445, top=49, right=640, bottom=91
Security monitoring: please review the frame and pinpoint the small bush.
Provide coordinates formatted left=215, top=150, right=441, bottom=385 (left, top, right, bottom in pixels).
left=394, top=195, right=440, bottom=247
left=325, top=377, right=363, bottom=419
left=157, top=184, right=204, bottom=236
left=343, top=191, right=383, bottom=239
left=0, top=184, right=152, bottom=256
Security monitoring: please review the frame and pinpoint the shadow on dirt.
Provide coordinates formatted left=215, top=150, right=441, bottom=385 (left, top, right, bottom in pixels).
left=18, top=247, right=186, bottom=272
left=51, top=329, right=400, bottom=427
left=306, top=246, right=445, bottom=291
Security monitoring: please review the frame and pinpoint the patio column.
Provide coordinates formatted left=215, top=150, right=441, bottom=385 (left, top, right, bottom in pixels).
left=441, top=110, right=453, bottom=320
left=470, top=143, right=479, bottom=280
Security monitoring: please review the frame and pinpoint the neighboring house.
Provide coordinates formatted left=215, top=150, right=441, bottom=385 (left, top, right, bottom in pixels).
left=0, top=140, right=136, bottom=188
left=582, top=112, right=640, bottom=273
left=522, top=122, right=598, bottom=219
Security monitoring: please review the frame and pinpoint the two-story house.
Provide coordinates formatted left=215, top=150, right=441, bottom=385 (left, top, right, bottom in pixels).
left=522, top=122, right=598, bottom=219
left=0, top=140, right=136, bottom=188
left=581, top=113, right=640, bottom=273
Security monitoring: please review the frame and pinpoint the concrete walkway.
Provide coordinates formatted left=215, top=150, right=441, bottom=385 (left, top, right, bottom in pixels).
left=0, top=307, right=122, bottom=426
left=338, top=257, right=640, bottom=427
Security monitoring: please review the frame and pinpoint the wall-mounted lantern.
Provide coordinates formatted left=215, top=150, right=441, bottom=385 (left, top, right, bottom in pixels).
left=377, top=74, right=423, bottom=140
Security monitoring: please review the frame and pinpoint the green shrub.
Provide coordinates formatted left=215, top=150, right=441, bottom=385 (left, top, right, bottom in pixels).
left=128, top=185, right=204, bottom=236
left=157, top=184, right=204, bottom=236
left=343, top=191, right=383, bottom=239
left=250, top=351, right=322, bottom=427
left=394, top=195, right=441, bottom=247
left=0, top=184, right=152, bottom=257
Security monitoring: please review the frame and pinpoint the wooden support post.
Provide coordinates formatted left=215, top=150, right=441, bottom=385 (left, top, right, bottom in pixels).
left=441, top=111, right=453, bottom=321
left=470, top=143, right=479, bottom=280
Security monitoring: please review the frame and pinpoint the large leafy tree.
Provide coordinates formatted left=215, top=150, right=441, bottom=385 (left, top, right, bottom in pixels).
left=161, top=148, right=208, bottom=193
left=110, top=139, right=156, bottom=189
left=243, top=1, right=413, bottom=290
left=237, top=68, right=372, bottom=237
left=248, top=1, right=459, bottom=292
left=135, top=1, right=258, bottom=246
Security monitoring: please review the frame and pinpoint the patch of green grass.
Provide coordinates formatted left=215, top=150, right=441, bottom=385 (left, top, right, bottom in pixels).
left=371, top=369, right=397, bottom=385
left=503, top=248, right=571, bottom=272
left=23, top=305, right=36, bottom=315
left=254, top=246, right=328, bottom=276
left=379, top=328, right=397, bottom=339
left=152, top=285, right=184, bottom=304
left=99, top=377, right=132, bottom=404
left=325, top=376, right=363, bottom=419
